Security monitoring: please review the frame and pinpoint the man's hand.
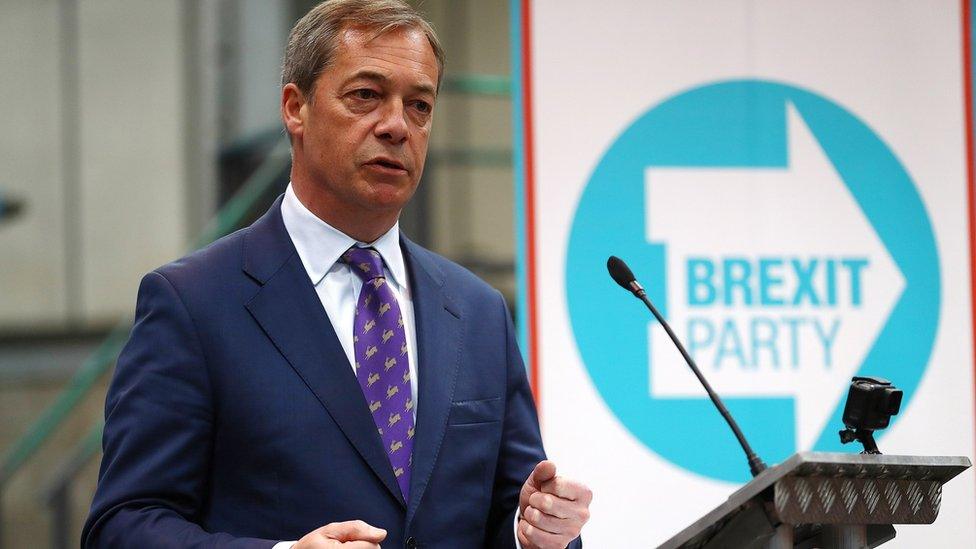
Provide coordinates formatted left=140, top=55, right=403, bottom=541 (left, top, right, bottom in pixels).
left=294, top=520, right=387, bottom=548
left=517, top=460, right=592, bottom=549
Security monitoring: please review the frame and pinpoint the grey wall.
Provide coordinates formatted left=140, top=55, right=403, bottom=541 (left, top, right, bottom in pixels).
left=0, top=0, right=195, bottom=330
left=0, top=0, right=69, bottom=329
left=77, top=1, right=189, bottom=324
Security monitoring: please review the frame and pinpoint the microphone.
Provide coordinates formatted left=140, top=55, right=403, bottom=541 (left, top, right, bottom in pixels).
left=607, top=255, right=767, bottom=477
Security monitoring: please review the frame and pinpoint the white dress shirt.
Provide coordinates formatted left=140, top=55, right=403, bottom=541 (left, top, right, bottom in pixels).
left=273, top=184, right=522, bottom=549
left=280, top=183, right=419, bottom=407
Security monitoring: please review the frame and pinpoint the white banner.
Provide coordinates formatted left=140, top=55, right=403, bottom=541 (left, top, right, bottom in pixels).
left=514, top=1, right=976, bottom=546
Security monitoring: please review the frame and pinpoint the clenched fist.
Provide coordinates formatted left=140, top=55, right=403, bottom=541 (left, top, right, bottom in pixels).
left=517, top=460, right=592, bottom=549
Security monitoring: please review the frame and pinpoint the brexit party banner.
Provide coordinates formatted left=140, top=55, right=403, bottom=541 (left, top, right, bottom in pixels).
left=513, top=1, right=976, bottom=546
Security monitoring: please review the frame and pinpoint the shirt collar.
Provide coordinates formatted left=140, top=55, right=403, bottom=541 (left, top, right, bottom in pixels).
left=280, top=183, right=407, bottom=289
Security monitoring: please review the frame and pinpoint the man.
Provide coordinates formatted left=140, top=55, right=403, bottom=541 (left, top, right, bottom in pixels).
left=83, top=1, right=590, bottom=547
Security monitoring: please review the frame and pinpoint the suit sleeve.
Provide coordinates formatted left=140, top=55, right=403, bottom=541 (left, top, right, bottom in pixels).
left=81, top=271, right=276, bottom=549
left=483, top=291, right=582, bottom=549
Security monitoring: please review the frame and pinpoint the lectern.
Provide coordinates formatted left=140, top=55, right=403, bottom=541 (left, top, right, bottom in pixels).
left=658, top=452, right=971, bottom=549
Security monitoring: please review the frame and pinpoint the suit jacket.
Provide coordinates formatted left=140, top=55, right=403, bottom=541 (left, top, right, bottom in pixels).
left=82, top=196, right=563, bottom=548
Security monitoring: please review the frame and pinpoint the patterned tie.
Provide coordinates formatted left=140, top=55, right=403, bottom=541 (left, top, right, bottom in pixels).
left=342, top=246, right=414, bottom=500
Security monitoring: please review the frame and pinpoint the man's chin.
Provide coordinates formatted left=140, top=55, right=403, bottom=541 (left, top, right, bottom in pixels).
left=353, top=190, right=414, bottom=218
left=358, top=179, right=417, bottom=207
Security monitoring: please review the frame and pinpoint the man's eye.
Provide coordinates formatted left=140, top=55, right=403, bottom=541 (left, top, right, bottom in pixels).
left=413, top=101, right=432, bottom=114
left=353, top=89, right=379, bottom=100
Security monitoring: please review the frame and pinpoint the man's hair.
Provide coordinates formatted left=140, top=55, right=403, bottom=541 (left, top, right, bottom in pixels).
left=282, top=0, right=445, bottom=99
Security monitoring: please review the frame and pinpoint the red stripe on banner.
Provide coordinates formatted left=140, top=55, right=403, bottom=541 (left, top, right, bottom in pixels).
left=962, top=0, right=976, bottom=491
left=520, top=0, right=540, bottom=410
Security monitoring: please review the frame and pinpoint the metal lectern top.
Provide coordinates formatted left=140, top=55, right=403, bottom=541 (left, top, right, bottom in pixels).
left=657, top=452, right=972, bottom=549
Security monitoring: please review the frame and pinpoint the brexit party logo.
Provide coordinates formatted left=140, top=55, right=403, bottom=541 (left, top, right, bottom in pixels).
left=566, top=80, right=940, bottom=482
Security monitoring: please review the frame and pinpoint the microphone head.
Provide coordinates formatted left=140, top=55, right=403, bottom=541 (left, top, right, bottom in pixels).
left=607, top=256, right=636, bottom=290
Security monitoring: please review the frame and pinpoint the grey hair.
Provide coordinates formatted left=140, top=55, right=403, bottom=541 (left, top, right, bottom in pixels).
left=281, top=0, right=445, bottom=99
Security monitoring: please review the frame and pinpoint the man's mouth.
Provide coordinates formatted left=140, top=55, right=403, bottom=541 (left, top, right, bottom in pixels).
left=366, top=157, right=408, bottom=172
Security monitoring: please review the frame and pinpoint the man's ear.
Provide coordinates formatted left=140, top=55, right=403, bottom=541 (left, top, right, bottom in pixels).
left=281, top=83, right=307, bottom=139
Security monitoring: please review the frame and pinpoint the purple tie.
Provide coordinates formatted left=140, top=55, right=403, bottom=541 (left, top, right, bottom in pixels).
left=342, top=246, right=413, bottom=500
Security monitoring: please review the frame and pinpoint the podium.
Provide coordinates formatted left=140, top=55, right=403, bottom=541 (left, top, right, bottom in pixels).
left=658, top=452, right=971, bottom=549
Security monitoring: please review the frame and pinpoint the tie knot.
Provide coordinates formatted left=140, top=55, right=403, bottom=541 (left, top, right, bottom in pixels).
left=342, top=246, right=386, bottom=282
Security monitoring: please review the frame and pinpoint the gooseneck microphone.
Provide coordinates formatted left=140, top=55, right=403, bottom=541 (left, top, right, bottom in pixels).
left=607, top=255, right=767, bottom=477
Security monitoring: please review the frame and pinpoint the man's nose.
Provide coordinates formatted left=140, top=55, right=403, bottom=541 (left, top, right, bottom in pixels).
left=375, top=100, right=409, bottom=145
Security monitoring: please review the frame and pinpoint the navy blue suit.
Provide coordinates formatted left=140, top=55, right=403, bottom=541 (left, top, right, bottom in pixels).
left=83, top=197, right=557, bottom=548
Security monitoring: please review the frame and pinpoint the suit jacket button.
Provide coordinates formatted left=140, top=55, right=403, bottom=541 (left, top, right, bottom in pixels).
left=405, top=536, right=418, bottom=548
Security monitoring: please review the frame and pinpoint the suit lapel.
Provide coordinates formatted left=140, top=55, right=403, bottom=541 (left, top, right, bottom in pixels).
left=242, top=197, right=405, bottom=507
left=402, top=238, right=464, bottom=528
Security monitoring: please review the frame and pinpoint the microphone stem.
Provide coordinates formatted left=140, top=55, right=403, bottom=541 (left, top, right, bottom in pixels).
left=634, top=288, right=767, bottom=477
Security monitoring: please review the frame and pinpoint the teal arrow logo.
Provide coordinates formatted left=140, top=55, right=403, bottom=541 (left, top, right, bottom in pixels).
left=566, top=80, right=940, bottom=482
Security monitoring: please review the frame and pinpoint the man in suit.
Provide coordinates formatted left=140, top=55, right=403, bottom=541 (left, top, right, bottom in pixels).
left=82, top=1, right=591, bottom=548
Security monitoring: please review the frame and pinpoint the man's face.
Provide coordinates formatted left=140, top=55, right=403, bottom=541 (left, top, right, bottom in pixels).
left=294, top=26, right=439, bottom=218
